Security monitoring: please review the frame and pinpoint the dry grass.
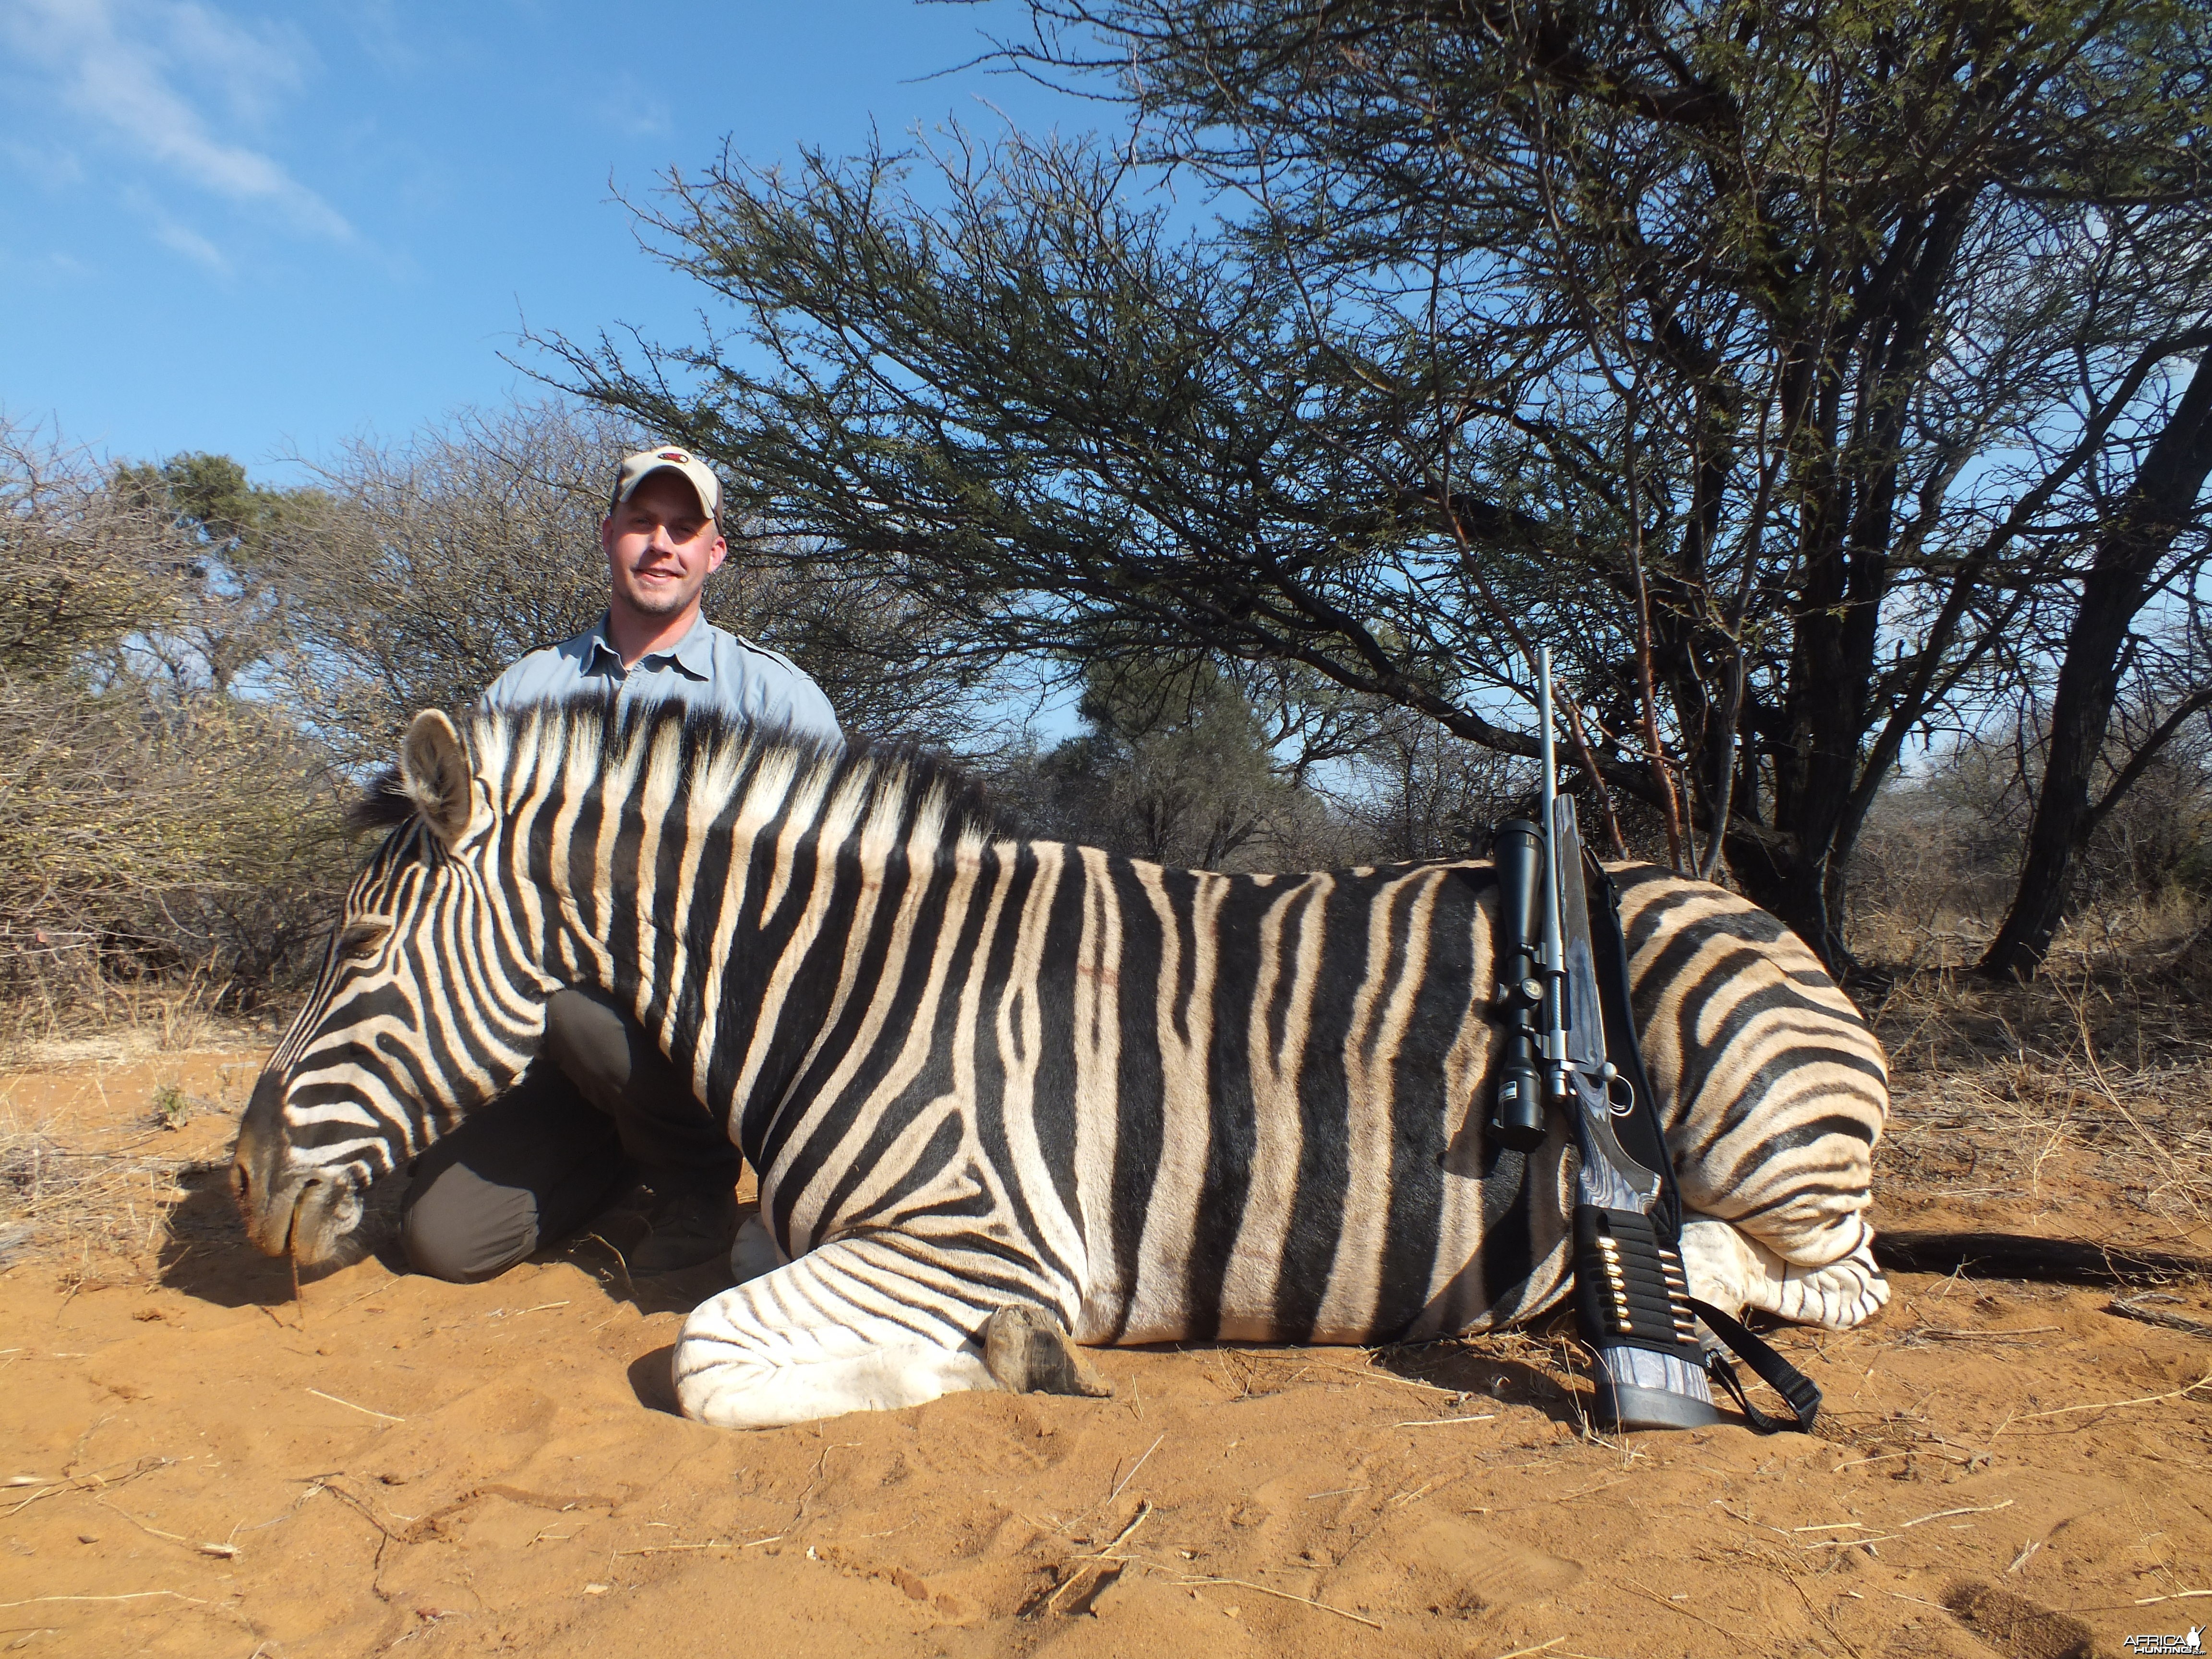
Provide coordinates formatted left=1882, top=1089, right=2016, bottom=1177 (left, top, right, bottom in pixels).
left=0, top=1105, right=206, bottom=1277
left=1863, top=903, right=2212, bottom=1238
left=0, top=1019, right=276, bottom=1282
left=1851, top=890, right=2208, bottom=982
left=0, top=962, right=251, bottom=1064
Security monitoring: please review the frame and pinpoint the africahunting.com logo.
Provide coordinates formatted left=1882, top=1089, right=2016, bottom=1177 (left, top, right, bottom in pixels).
left=2124, top=1628, right=2203, bottom=1655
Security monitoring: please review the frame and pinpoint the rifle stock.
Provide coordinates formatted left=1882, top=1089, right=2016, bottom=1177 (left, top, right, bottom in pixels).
left=1522, top=649, right=1720, bottom=1431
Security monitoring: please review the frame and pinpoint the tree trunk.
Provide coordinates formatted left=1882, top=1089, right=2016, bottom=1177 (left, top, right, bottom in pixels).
left=1724, top=823, right=1851, bottom=975
left=1979, top=351, right=2212, bottom=981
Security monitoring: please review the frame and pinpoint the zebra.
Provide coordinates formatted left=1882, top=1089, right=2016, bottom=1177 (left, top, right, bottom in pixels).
left=231, top=697, right=1889, bottom=1430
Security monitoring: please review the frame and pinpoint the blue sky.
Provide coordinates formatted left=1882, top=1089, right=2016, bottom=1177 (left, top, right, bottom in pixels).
left=0, top=0, right=1085, bottom=482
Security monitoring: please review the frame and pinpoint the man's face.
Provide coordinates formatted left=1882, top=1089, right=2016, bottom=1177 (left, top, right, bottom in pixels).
left=601, top=470, right=727, bottom=624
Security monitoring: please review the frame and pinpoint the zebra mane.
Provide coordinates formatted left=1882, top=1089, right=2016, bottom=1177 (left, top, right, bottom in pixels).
left=349, top=767, right=416, bottom=835
left=349, top=696, right=1007, bottom=851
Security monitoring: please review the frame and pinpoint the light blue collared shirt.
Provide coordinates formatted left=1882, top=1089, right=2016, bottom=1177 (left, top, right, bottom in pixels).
left=481, top=612, right=842, bottom=745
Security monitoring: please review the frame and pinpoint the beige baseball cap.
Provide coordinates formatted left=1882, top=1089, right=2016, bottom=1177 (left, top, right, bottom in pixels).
left=609, top=446, right=721, bottom=522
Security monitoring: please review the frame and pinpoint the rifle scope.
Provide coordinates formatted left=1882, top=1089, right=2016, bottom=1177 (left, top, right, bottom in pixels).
left=1488, top=817, right=1548, bottom=1153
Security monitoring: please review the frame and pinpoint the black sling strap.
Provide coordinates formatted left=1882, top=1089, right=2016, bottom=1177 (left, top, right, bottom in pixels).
left=1690, top=1298, right=1824, bottom=1433
left=1584, top=856, right=1822, bottom=1435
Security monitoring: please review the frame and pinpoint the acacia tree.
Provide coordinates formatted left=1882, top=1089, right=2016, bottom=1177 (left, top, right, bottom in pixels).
left=989, top=659, right=1316, bottom=866
left=109, top=452, right=325, bottom=698
left=1, top=423, right=344, bottom=1002
left=1978, top=349, right=2212, bottom=976
left=545, top=0, right=2211, bottom=969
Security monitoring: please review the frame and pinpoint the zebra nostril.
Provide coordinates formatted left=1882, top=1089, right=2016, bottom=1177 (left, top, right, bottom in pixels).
left=231, top=1164, right=250, bottom=1202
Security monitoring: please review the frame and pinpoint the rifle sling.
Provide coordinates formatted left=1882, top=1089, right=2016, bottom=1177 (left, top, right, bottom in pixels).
left=1584, top=856, right=1679, bottom=1239
left=1690, top=1297, right=1824, bottom=1434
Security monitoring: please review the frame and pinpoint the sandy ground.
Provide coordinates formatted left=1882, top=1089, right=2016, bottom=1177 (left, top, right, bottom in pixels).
left=2, top=1035, right=2209, bottom=1659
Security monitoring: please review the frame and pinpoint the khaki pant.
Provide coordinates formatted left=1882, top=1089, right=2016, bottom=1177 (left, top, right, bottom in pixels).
left=397, top=986, right=741, bottom=1282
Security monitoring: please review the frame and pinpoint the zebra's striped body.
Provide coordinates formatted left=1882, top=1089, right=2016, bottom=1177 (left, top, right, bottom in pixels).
left=233, top=699, right=1888, bottom=1429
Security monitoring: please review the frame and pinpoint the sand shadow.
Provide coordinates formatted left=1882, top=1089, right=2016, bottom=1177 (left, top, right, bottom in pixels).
left=157, top=1157, right=297, bottom=1308
left=158, top=1157, right=409, bottom=1308
left=547, top=1198, right=746, bottom=1318
left=1370, top=1338, right=1591, bottom=1427
left=627, top=1344, right=681, bottom=1415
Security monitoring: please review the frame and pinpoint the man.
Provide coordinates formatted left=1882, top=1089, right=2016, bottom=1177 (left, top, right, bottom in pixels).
left=398, top=446, right=842, bottom=1283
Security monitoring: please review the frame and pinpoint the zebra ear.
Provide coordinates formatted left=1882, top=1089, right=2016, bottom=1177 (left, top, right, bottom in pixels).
left=398, top=709, right=475, bottom=847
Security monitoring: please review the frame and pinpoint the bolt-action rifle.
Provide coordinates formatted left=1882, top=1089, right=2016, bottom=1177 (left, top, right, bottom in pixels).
left=1489, top=649, right=1821, bottom=1434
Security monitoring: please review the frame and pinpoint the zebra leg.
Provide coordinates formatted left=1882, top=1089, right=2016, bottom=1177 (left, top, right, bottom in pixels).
left=673, top=1236, right=1001, bottom=1429
left=1677, top=1215, right=1890, bottom=1331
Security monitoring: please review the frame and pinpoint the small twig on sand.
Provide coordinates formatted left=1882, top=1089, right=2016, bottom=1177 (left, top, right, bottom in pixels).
left=2009, top=1370, right=2212, bottom=1422
left=94, top=1494, right=188, bottom=1543
left=1328, top=1362, right=1457, bottom=1397
left=0, top=1590, right=220, bottom=1611
left=1788, top=1569, right=1866, bottom=1659
left=1174, top=1574, right=1384, bottom=1631
left=1095, top=1501, right=1153, bottom=1556
left=2107, top=1298, right=2212, bottom=1338
left=306, top=1387, right=403, bottom=1424
left=1490, top=1639, right=1566, bottom=1659
left=1901, top=1499, right=2012, bottom=1528
left=584, top=1234, right=635, bottom=1300
left=3, top=1454, right=170, bottom=1517
left=1617, top=1577, right=1746, bottom=1640
left=1041, top=1501, right=1155, bottom=1613
left=1107, top=1434, right=1163, bottom=1504
left=325, top=1282, right=392, bottom=1320
left=1393, top=1413, right=1500, bottom=1428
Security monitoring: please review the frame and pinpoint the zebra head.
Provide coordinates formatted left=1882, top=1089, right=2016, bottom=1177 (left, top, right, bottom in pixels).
left=232, top=709, right=556, bottom=1264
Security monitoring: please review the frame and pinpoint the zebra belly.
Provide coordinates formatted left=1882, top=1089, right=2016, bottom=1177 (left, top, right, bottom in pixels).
left=1072, top=1128, right=1579, bottom=1349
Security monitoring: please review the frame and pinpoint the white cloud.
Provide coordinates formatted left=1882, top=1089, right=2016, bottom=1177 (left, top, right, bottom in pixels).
left=160, top=0, right=308, bottom=124
left=1, top=0, right=352, bottom=245
left=151, top=213, right=228, bottom=271
left=595, top=71, right=673, bottom=140
left=0, top=136, right=88, bottom=187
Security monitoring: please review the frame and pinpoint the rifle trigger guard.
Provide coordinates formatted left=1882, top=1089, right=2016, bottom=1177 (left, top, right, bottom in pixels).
left=1572, top=1075, right=1662, bottom=1201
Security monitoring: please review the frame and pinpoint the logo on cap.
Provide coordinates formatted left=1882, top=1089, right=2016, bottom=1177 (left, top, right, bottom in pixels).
left=658, top=450, right=688, bottom=462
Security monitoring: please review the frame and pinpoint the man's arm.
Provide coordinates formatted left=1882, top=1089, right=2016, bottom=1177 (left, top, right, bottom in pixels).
left=730, top=639, right=842, bottom=746
left=761, top=666, right=843, bottom=746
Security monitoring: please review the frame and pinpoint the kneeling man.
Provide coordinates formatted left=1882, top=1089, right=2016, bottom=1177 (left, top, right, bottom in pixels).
left=398, top=446, right=840, bottom=1282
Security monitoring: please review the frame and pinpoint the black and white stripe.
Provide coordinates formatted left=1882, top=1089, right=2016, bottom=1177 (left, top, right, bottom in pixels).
left=235, top=699, right=1887, bottom=1426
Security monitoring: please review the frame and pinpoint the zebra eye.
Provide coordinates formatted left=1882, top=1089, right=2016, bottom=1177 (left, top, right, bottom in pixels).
left=337, top=919, right=393, bottom=961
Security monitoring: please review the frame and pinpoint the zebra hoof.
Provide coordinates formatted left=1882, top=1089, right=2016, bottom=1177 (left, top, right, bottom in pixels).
left=983, top=1306, right=1112, bottom=1399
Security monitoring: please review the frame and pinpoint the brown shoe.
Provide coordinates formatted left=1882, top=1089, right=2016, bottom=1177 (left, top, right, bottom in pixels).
left=627, top=1182, right=740, bottom=1274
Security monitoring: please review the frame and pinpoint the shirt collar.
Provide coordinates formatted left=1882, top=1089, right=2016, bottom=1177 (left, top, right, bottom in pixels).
left=583, top=611, right=715, bottom=681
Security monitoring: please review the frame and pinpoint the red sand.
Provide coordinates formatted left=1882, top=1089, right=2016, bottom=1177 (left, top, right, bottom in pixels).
left=3, top=1047, right=2207, bottom=1657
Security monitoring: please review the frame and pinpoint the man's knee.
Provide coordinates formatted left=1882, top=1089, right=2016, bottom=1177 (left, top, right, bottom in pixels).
left=399, top=1164, right=540, bottom=1284
left=542, top=986, right=641, bottom=1117
left=543, top=986, right=734, bottom=1175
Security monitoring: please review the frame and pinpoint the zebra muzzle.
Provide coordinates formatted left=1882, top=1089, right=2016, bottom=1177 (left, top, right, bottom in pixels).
left=230, top=1074, right=362, bottom=1263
